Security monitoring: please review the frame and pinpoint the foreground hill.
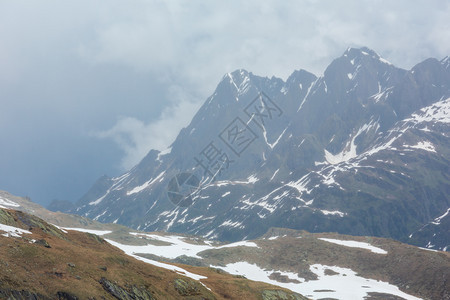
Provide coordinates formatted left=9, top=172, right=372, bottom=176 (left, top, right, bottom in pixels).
left=1, top=193, right=449, bottom=299
left=72, top=47, right=450, bottom=250
left=101, top=227, right=450, bottom=300
left=0, top=207, right=308, bottom=299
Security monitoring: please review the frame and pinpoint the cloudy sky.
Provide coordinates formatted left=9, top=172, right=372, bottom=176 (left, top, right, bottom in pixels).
left=1, top=0, right=449, bottom=206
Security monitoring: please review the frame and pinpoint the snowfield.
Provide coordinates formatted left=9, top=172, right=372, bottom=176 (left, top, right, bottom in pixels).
left=318, top=238, right=388, bottom=254
left=105, top=239, right=207, bottom=282
left=215, top=262, right=421, bottom=300
left=101, top=234, right=257, bottom=284
left=101, top=232, right=421, bottom=299
left=119, top=233, right=258, bottom=259
left=0, top=223, right=31, bottom=238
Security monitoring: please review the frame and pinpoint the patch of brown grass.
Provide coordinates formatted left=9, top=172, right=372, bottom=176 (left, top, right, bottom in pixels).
left=0, top=209, right=310, bottom=299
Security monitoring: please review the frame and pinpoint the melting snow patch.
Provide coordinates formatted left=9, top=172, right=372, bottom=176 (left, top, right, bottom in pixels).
left=303, top=264, right=421, bottom=300
left=225, top=176, right=259, bottom=185
left=246, top=175, right=258, bottom=184
left=419, top=247, right=439, bottom=252
left=320, top=210, right=346, bottom=217
left=215, top=262, right=421, bottom=300
left=106, top=239, right=207, bottom=281
left=406, top=141, right=436, bottom=153
left=220, top=220, right=243, bottom=228
left=318, top=238, right=387, bottom=254
left=63, top=228, right=112, bottom=236
left=431, top=208, right=450, bottom=225
left=89, top=191, right=109, bottom=206
left=123, top=233, right=258, bottom=260
left=216, top=240, right=258, bottom=249
left=0, top=224, right=31, bottom=238
left=264, top=127, right=288, bottom=149
left=94, top=211, right=107, bottom=221
left=267, top=235, right=287, bottom=240
left=270, top=169, right=279, bottom=181
left=286, top=174, right=311, bottom=195
left=379, top=57, right=393, bottom=65
left=324, top=145, right=356, bottom=165
left=127, top=171, right=166, bottom=195
left=406, top=97, right=450, bottom=124
left=125, top=234, right=212, bottom=259
left=50, top=224, right=68, bottom=233
left=370, top=88, right=393, bottom=103
left=214, top=181, right=231, bottom=187
left=324, top=120, right=379, bottom=165
left=0, top=197, right=20, bottom=209
left=212, top=262, right=304, bottom=286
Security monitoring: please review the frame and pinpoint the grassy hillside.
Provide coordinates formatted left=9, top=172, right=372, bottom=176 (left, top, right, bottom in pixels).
left=0, top=208, right=308, bottom=299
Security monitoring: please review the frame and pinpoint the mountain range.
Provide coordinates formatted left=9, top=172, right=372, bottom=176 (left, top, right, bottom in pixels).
left=2, top=192, right=449, bottom=299
left=65, top=47, right=449, bottom=251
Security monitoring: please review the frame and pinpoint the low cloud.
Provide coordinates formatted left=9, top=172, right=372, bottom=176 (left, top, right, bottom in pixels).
left=82, top=0, right=450, bottom=170
left=78, top=0, right=450, bottom=80
left=2, top=0, right=448, bottom=202
left=93, top=86, right=201, bottom=169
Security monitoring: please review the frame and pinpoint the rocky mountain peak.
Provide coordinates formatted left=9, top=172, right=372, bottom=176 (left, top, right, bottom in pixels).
left=321, top=47, right=404, bottom=100
left=72, top=48, right=450, bottom=251
left=285, top=69, right=317, bottom=90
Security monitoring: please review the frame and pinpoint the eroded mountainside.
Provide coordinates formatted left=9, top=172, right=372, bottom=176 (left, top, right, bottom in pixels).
left=72, top=47, right=450, bottom=251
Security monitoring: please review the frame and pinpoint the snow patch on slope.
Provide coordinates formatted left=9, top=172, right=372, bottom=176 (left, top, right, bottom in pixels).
left=406, top=97, right=450, bottom=124
left=89, top=191, right=110, bottom=206
left=324, top=120, right=379, bottom=165
left=127, top=171, right=166, bottom=195
left=215, top=262, right=420, bottom=300
left=220, top=220, right=244, bottom=228
left=263, top=126, right=288, bottom=149
left=406, top=141, right=436, bottom=153
left=0, top=197, right=20, bottom=209
left=110, top=233, right=258, bottom=260
left=431, top=208, right=450, bottom=225
left=318, top=238, right=387, bottom=254
left=63, top=228, right=112, bottom=236
left=320, top=210, right=346, bottom=217
left=106, top=238, right=207, bottom=281
left=0, top=224, right=31, bottom=238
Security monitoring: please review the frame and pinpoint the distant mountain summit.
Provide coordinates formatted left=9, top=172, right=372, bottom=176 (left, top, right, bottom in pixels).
left=71, top=47, right=450, bottom=251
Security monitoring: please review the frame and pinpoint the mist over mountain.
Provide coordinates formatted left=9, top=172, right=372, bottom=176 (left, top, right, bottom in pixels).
left=69, top=47, right=450, bottom=251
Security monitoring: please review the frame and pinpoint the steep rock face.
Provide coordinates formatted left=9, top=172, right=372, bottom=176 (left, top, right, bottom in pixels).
left=73, top=47, right=450, bottom=249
